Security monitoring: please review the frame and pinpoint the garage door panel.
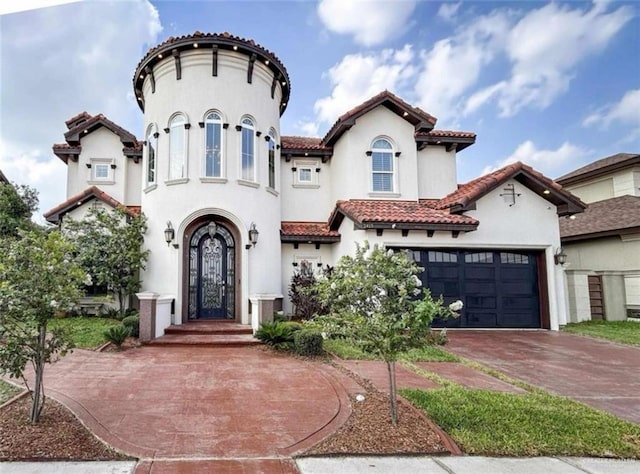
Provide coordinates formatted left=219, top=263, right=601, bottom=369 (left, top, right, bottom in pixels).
left=465, top=267, right=496, bottom=279
left=417, top=249, right=541, bottom=329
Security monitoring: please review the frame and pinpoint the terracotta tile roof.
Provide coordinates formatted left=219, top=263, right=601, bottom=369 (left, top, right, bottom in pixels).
left=416, top=130, right=476, bottom=139
left=65, top=111, right=92, bottom=129
left=560, top=195, right=640, bottom=241
left=64, top=113, right=139, bottom=146
left=44, top=186, right=138, bottom=224
left=281, top=222, right=340, bottom=242
left=436, top=161, right=586, bottom=216
left=330, top=199, right=478, bottom=231
left=133, top=31, right=291, bottom=115
left=322, top=90, right=437, bottom=146
left=281, top=136, right=326, bottom=150
left=52, top=143, right=81, bottom=164
left=556, top=153, right=640, bottom=186
left=126, top=205, right=142, bottom=216
left=0, top=169, right=8, bottom=184
left=415, top=129, right=477, bottom=152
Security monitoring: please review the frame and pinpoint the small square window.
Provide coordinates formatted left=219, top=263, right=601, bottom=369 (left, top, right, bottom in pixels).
left=94, top=164, right=109, bottom=179
left=293, top=160, right=319, bottom=187
left=298, top=168, right=312, bottom=182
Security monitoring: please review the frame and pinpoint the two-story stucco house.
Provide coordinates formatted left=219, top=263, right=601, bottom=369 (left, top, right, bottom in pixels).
left=44, top=32, right=585, bottom=339
left=557, top=153, right=640, bottom=322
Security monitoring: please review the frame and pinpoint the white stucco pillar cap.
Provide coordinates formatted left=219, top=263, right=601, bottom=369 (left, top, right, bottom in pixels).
left=136, top=291, right=160, bottom=300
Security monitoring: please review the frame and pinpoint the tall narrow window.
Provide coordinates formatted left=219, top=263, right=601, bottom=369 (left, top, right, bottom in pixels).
left=241, top=117, right=255, bottom=181
left=146, top=124, right=157, bottom=185
left=371, top=138, right=394, bottom=192
left=268, top=129, right=276, bottom=189
left=169, top=114, right=186, bottom=180
left=204, top=112, right=222, bottom=177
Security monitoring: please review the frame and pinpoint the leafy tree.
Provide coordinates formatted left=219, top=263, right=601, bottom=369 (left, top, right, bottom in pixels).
left=0, top=230, right=86, bottom=422
left=0, top=182, right=39, bottom=237
left=314, top=241, right=461, bottom=425
left=65, top=207, right=149, bottom=314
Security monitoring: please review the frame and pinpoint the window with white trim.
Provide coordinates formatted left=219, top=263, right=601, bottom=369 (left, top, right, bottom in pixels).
left=204, top=111, right=223, bottom=177
left=268, top=129, right=277, bottom=189
left=371, top=138, right=394, bottom=192
left=293, top=160, right=319, bottom=187
left=169, top=114, right=187, bottom=180
left=241, top=117, right=255, bottom=181
left=146, top=123, right=158, bottom=185
left=89, top=158, right=114, bottom=183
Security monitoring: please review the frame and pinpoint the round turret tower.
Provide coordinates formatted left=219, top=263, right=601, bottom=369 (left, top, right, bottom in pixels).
left=133, top=32, right=290, bottom=327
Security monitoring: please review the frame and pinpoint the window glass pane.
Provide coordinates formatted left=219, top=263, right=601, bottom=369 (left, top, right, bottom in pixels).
left=268, top=130, right=276, bottom=188
left=500, top=252, right=529, bottom=264
left=372, top=172, right=392, bottom=192
left=205, top=121, right=221, bottom=177
left=146, top=126, right=156, bottom=184
left=465, top=252, right=494, bottom=263
left=94, top=164, right=109, bottom=179
left=373, top=139, right=392, bottom=149
left=372, top=152, right=392, bottom=171
left=169, top=115, right=186, bottom=180
left=428, top=251, right=458, bottom=263
left=299, top=168, right=312, bottom=182
left=241, top=126, right=254, bottom=181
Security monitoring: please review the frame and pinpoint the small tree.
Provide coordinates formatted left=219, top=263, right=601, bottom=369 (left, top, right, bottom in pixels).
left=66, top=207, right=149, bottom=314
left=0, top=182, right=39, bottom=238
left=0, top=230, right=86, bottom=422
left=314, top=242, right=460, bottom=425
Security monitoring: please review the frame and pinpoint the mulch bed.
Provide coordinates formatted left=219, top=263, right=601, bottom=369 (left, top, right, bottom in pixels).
left=303, top=362, right=452, bottom=455
left=0, top=394, right=130, bottom=461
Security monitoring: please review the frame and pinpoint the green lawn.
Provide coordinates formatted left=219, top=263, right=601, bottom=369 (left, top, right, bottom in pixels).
left=402, top=387, right=640, bottom=458
left=563, top=320, right=640, bottom=346
left=0, top=380, right=22, bottom=404
left=49, top=317, right=122, bottom=349
left=323, top=338, right=459, bottom=362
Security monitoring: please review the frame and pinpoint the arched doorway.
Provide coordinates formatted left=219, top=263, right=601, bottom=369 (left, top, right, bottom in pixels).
left=186, top=220, right=236, bottom=320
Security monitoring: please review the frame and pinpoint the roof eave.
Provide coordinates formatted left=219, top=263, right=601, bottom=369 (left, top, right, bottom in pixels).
left=561, top=226, right=640, bottom=243
left=556, top=156, right=640, bottom=187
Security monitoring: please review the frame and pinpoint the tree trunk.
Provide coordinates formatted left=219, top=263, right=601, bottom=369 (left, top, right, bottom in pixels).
left=30, top=323, right=47, bottom=423
left=386, top=360, right=398, bottom=426
left=118, top=290, right=126, bottom=315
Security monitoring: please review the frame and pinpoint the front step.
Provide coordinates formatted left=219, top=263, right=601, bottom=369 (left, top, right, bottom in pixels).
left=150, top=321, right=259, bottom=347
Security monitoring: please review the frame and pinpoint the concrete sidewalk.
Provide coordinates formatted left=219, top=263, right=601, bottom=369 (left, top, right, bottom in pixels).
left=3, top=457, right=640, bottom=474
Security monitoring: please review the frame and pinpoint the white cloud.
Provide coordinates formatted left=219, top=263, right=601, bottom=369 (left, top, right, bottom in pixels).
left=317, top=0, right=416, bottom=46
left=583, top=88, right=640, bottom=127
left=415, top=10, right=510, bottom=123
left=437, top=2, right=461, bottom=22
left=314, top=45, right=417, bottom=124
left=467, top=2, right=634, bottom=117
left=296, top=121, right=321, bottom=136
left=0, top=0, right=80, bottom=15
left=483, top=141, right=590, bottom=176
left=0, top=0, right=162, bottom=220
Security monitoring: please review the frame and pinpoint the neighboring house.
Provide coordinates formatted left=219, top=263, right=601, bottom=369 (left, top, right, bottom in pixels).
left=557, top=153, right=640, bottom=321
left=45, top=32, right=585, bottom=336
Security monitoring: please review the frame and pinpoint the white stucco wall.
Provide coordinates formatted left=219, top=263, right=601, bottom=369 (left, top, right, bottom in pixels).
left=280, top=156, right=334, bottom=222
left=564, top=236, right=640, bottom=271
left=329, top=106, right=420, bottom=202
left=417, top=146, right=458, bottom=198
left=565, top=271, right=593, bottom=323
left=139, top=48, right=284, bottom=326
left=67, top=128, right=129, bottom=202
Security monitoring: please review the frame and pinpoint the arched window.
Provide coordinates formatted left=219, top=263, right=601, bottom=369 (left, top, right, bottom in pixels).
left=204, top=111, right=223, bottom=177
left=145, top=123, right=158, bottom=185
left=371, top=138, right=394, bottom=192
left=169, top=114, right=187, bottom=180
left=241, top=117, right=255, bottom=181
left=268, top=128, right=277, bottom=189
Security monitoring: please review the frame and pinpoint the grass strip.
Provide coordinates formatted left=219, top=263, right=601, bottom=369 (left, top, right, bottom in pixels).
left=0, top=380, right=22, bottom=405
left=49, top=317, right=122, bottom=349
left=402, top=386, right=640, bottom=458
left=562, top=320, right=640, bottom=346
left=323, top=338, right=460, bottom=362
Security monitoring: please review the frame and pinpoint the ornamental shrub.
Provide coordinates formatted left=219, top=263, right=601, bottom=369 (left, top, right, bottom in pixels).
left=288, top=260, right=325, bottom=320
left=122, top=315, right=140, bottom=338
left=104, top=325, right=130, bottom=348
left=254, top=321, right=295, bottom=351
left=293, top=330, right=324, bottom=357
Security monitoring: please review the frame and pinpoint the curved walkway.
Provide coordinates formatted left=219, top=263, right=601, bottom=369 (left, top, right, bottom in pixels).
left=40, top=346, right=351, bottom=461
left=445, top=330, right=640, bottom=424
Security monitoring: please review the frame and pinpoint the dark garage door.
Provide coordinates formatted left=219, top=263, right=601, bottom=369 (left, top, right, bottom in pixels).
left=413, top=249, right=541, bottom=329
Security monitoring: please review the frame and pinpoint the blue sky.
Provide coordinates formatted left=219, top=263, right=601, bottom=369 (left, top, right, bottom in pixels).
left=1, top=0, right=638, bottom=221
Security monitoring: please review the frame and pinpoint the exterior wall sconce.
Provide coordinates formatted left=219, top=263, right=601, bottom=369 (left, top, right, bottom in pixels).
left=500, top=183, right=521, bottom=207
left=554, top=247, right=568, bottom=266
left=246, top=222, right=259, bottom=249
left=164, top=221, right=175, bottom=246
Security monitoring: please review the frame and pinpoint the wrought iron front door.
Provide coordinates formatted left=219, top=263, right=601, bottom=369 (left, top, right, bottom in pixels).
left=188, top=223, right=235, bottom=319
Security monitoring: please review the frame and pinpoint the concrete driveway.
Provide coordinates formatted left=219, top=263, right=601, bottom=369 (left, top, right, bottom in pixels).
left=37, top=345, right=351, bottom=468
left=445, top=331, right=640, bottom=424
